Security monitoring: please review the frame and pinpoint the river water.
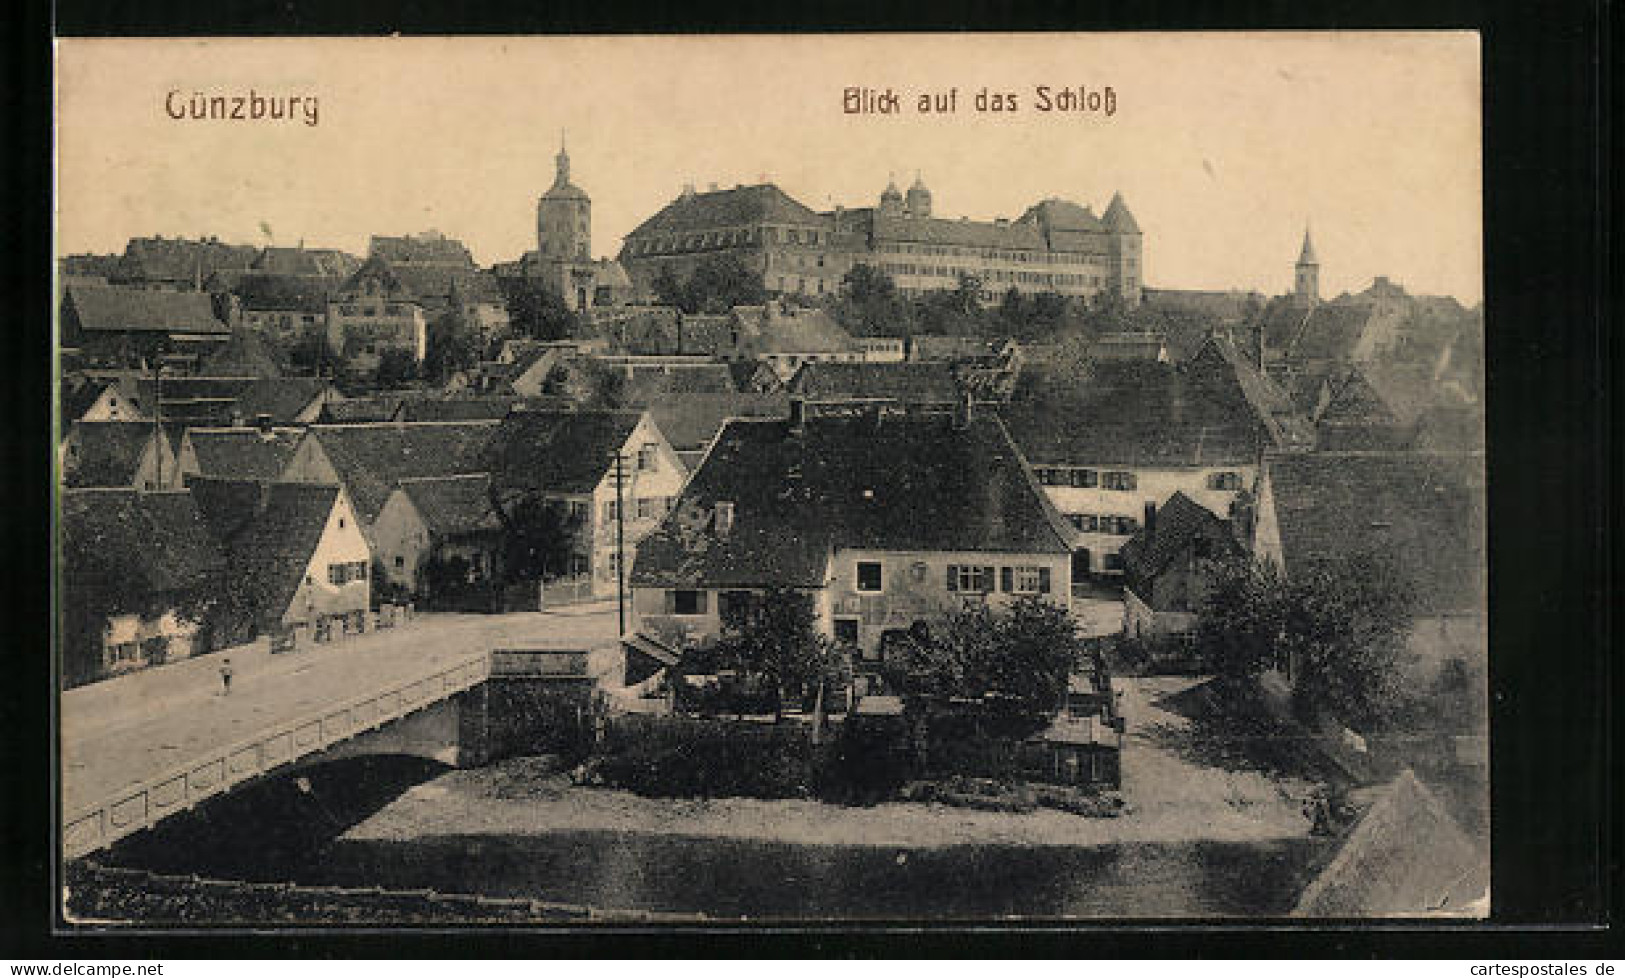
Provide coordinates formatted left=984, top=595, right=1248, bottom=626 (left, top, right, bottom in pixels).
left=96, top=757, right=1330, bottom=920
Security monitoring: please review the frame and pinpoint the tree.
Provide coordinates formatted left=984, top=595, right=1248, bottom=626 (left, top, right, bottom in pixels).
left=494, top=491, right=583, bottom=583
left=503, top=277, right=581, bottom=341
left=425, top=308, right=480, bottom=383
left=1194, top=552, right=1416, bottom=728
left=682, top=253, right=767, bottom=314
left=693, top=588, right=847, bottom=717
left=898, top=596, right=1083, bottom=728
left=374, top=347, right=419, bottom=388
left=831, top=263, right=913, bottom=337
left=288, top=331, right=338, bottom=378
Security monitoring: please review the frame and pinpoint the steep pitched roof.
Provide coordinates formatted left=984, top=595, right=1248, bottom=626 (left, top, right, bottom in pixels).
left=1293, top=770, right=1485, bottom=917
left=485, top=409, right=645, bottom=496
left=304, top=422, right=501, bottom=521
left=317, top=396, right=404, bottom=424
left=626, top=184, right=828, bottom=237
left=65, top=284, right=226, bottom=335
left=1101, top=192, right=1141, bottom=234
left=1264, top=451, right=1485, bottom=615
left=395, top=396, right=571, bottom=423
left=200, top=329, right=287, bottom=378
left=1119, top=491, right=1242, bottom=579
left=643, top=393, right=792, bottom=452
left=232, top=377, right=335, bottom=423
left=399, top=474, right=502, bottom=536
left=632, top=414, right=1072, bottom=589
left=228, top=483, right=346, bottom=620
left=1001, top=357, right=1271, bottom=467
left=184, top=475, right=269, bottom=540
left=63, top=421, right=162, bottom=487
left=184, top=427, right=304, bottom=480
left=368, top=233, right=476, bottom=267
left=1261, top=297, right=1375, bottom=362
left=59, top=488, right=226, bottom=595
left=787, top=361, right=961, bottom=402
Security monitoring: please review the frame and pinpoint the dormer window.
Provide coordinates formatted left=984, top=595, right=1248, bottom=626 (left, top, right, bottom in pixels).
left=715, top=501, right=735, bottom=536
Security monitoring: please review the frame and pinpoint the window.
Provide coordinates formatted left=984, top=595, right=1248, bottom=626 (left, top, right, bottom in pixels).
left=1207, top=471, right=1243, bottom=491
left=1071, top=468, right=1099, bottom=488
left=946, top=564, right=995, bottom=593
left=637, top=498, right=661, bottom=520
left=1002, top=565, right=1052, bottom=594
left=833, top=618, right=860, bottom=647
left=327, top=560, right=367, bottom=585
left=637, top=442, right=658, bottom=471
left=1102, top=470, right=1138, bottom=491
left=714, top=500, right=734, bottom=535
left=394, top=556, right=404, bottom=569
left=856, top=561, right=883, bottom=592
left=670, top=589, right=707, bottom=615
left=1103, top=553, right=1126, bottom=572
left=602, top=499, right=618, bottom=523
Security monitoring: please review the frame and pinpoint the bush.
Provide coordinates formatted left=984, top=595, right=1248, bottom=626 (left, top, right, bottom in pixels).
left=595, top=715, right=822, bottom=799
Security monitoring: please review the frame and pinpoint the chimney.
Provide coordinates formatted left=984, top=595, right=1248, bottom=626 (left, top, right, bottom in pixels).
left=789, top=395, right=806, bottom=433
left=680, top=183, right=696, bottom=200
left=1143, top=501, right=1158, bottom=544
left=255, top=413, right=275, bottom=436
left=230, top=406, right=245, bottom=428
left=708, top=182, right=719, bottom=193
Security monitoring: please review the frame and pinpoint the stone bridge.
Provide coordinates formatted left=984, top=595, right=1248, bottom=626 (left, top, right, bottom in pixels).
left=61, top=612, right=612, bottom=861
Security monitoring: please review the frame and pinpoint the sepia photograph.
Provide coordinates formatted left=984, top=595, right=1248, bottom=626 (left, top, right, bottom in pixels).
left=53, top=32, right=1489, bottom=925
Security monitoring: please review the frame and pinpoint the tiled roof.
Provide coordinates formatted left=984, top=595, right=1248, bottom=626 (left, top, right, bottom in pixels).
left=400, top=474, right=502, bottom=537
left=1261, top=298, right=1374, bottom=361
left=626, top=184, right=828, bottom=238
left=1101, top=192, right=1141, bottom=234
left=1001, top=356, right=1271, bottom=467
left=233, top=377, right=335, bottom=423
left=116, top=237, right=259, bottom=284
left=1119, top=491, right=1242, bottom=579
left=200, top=329, right=287, bottom=378
left=318, top=396, right=404, bottom=424
left=621, top=363, right=739, bottom=404
left=787, top=361, right=960, bottom=402
left=368, top=233, right=476, bottom=267
left=59, top=488, right=226, bottom=595
left=909, top=335, right=1002, bottom=361
left=631, top=414, right=1072, bottom=589
left=66, top=284, right=226, bottom=335
left=228, top=483, right=346, bottom=620
left=486, top=409, right=643, bottom=496
left=1264, top=451, right=1485, bottom=615
left=184, top=427, right=304, bottom=480
left=63, top=421, right=161, bottom=487
left=396, top=396, right=572, bottom=423
left=232, top=273, right=338, bottom=313
left=306, top=421, right=501, bottom=522
left=869, top=211, right=1049, bottom=251
left=184, top=475, right=269, bottom=540
left=250, top=247, right=362, bottom=278
left=644, top=393, right=792, bottom=451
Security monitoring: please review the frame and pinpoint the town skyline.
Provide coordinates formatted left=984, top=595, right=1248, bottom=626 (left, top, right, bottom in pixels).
left=56, top=33, right=1482, bottom=304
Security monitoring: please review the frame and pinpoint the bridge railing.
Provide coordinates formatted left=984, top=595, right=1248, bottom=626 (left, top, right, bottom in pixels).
left=62, top=649, right=491, bottom=861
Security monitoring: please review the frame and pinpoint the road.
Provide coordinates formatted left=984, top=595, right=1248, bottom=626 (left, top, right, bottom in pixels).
left=61, top=604, right=621, bottom=817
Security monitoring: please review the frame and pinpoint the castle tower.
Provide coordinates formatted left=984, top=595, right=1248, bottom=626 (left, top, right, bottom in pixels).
left=1294, top=225, right=1320, bottom=304
left=878, top=174, right=904, bottom=217
left=537, top=133, right=591, bottom=261
left=905, top=172, right=932, bottom=218
left=1102, top=191, right=1143, bottom=307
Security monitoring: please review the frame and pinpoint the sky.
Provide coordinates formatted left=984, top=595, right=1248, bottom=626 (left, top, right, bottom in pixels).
left=55, top=33, right=1483, bottom=303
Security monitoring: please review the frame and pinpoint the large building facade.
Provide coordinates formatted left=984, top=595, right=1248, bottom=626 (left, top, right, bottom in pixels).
left=618, top=175, right=1144, bottom=307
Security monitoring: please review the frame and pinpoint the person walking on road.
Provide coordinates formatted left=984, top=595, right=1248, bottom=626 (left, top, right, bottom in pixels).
left=220, top=657, right=234, bottom=697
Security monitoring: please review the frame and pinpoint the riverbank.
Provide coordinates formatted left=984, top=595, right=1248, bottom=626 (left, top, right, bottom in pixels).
left=349, top=676, right=1318, bottom=850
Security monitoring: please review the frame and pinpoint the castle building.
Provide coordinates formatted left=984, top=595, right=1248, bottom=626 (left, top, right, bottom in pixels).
left=617, top=174, right=1144, bottom=307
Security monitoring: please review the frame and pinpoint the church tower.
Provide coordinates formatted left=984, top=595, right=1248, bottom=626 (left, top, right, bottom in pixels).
left=537, top=134, right=591, bottom=262
left=905, top=172, right=932, bottom=218
left=1294, top=225, right=1320, bottom=304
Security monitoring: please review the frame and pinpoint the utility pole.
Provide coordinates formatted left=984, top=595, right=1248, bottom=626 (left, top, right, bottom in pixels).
left=610, top=449, right=627, bottom=636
